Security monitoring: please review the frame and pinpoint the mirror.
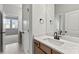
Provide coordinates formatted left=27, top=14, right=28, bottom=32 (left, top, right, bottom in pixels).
left=55, top=13, right=65, bottom=35
left=65, top=10, right=79, bottom=37
left=57, top=10, right=79, bottom=37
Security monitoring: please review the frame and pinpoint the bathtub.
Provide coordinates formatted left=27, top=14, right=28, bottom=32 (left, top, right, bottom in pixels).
left=4, top=35, right=18, bottom=45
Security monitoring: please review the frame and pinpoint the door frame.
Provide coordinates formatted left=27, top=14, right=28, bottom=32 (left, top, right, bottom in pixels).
left=0, top=11, right=3, bottom=52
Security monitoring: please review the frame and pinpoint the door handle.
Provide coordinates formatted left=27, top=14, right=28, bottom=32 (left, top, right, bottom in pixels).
left=65, top=31, right=67, bottom=33
left=20, top=32, right=24, bottom=34
left=2, top=32, right=6, bottom=33
left=21, top=32, right=24, bottom=33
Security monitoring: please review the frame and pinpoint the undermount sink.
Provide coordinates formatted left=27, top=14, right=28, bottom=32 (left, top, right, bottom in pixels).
left=43, top=38, right=64, bottom=46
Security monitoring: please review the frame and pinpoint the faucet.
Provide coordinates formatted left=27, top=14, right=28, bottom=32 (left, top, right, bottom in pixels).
left=59, top=30, right=62, bottom=35
left=54, top=32, right=60, bottom=40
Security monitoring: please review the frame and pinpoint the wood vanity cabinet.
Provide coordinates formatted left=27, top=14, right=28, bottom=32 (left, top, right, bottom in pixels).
left=40, top=43, right=52, bottom=54
left=34, top=40, right=45, bottom=54
left=34, top=46, right=45, bottom=54
left=34, top=39, right=62, bottom=54
left=52, top=49, right=61, bottom=54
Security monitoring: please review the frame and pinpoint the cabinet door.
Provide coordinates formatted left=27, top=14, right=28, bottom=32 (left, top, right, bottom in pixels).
left=40, top=43, right=51, bottom=54
left=34, top=47, right=45, bottom=54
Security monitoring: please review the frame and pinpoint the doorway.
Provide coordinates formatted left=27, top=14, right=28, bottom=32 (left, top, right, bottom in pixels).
left=1, top=4, right=24, bottom=54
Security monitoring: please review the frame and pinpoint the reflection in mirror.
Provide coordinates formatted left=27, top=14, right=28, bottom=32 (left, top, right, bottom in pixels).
left=57, top=10, right=79, bottom=37
left=55, top=13, right=65, bottom=35
left=65, top=10, right=79, bottom=37
left=55, top=17, right=59, bottom=32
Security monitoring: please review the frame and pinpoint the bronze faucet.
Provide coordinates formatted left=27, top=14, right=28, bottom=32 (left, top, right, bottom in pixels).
left=54, top=32, right=60, bottom=40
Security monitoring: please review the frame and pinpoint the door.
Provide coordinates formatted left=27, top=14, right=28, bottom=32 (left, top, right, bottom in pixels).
left=0, top=11, right=6, bottom=52
left=22, top=4, right=32, bottom=54
left=0, top=11, right=3, bottom=52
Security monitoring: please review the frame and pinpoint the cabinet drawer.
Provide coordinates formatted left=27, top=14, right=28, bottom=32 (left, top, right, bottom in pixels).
left=40, top=43, right=51, bottom=54
left=34, top=47, right=45, bottom=54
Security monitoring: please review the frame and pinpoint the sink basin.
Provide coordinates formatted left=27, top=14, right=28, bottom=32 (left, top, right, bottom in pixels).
left=43, top=38, right=64, bottom=46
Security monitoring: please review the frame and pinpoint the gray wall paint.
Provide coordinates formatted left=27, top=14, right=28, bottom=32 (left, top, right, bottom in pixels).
left=55, top=4, right=79, bottom=15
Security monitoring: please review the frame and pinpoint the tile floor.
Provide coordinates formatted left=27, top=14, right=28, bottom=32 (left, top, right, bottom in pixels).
left=2, top=43, right=25, bottom=54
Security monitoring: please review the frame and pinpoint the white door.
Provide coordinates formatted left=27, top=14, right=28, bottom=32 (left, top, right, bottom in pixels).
left=22, top=4, right=32, bottom=54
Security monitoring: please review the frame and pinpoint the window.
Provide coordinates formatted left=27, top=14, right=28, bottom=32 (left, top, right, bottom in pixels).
left=3, top=17, right=18, bottom=35
left=4, top=17, right=18, bottom=29
left=12, top=19, right=18, bottom=29
left=4, top=19, right=11, bottom=29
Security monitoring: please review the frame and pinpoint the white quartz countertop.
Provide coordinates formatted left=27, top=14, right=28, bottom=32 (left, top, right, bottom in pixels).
left=34, top=35, right=79, bottom=54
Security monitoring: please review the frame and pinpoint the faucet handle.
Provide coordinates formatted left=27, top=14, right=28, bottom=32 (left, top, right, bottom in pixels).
left=54, top=32, right=57, bottom=36
left=65, top=31, right=67, bottom=33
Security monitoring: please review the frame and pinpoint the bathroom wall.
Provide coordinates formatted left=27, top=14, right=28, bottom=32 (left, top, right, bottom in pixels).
left=46, top=4, right=55, bottom=34
left=18, top=5, right=22, bottom=32
left=32, top=4, right=46, bottom=36
left=55, top=4, right=79, bottom=14
left=32, top=4, right=55, bottom=36
left=3, top=4, right=22, bottom=18
left=0, top=5, right=3, bottom=12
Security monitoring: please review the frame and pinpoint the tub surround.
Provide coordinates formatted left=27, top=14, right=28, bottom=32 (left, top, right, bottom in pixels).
left=34, top=35, right=79, bottom=54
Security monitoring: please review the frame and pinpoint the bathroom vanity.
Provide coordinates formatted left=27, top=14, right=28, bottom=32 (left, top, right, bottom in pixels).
left=34, top=39, right=62, bottom=54
left=34, top=35, right=79, bottom=54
